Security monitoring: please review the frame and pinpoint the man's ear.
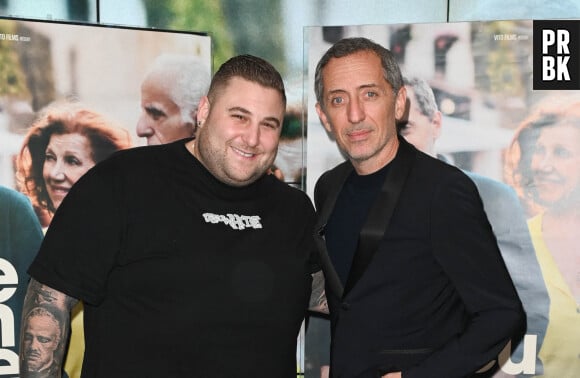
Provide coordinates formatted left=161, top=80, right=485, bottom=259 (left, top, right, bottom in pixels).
left=431, top=110, right=443, bottom=140
left=315, top=102, right=333, bottom=134
left=394, top=86, right=407, bottom=120
left=196, top=96, right=210, bottom=128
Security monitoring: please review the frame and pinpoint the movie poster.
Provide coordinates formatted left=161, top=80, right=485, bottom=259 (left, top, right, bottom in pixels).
left=304, top=20, right=580, bottom=377
left=0, top=17, right=210, bottom=376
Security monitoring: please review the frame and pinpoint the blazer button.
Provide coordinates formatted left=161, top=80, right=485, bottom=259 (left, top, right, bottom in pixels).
left=341, top=302, right=350, bottom=310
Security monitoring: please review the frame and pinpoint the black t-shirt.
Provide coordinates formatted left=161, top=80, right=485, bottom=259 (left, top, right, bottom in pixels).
left=29, top=139, right=318, bottom=378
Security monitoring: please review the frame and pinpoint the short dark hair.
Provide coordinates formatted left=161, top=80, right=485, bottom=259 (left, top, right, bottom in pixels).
left=314, top=37, right=403, bottom=107
left=208, top=54, right=286, bottom=108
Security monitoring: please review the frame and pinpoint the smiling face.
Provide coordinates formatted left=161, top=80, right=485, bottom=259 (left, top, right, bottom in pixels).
left=136, top=76, right=192, bottom=145
left=530, top=123, right=580, bottom=209
left=315, top=50, right=406, bottom=175
left=42, top=133, right=96, bottom=210
left=192, top=77, right=285, bottom=187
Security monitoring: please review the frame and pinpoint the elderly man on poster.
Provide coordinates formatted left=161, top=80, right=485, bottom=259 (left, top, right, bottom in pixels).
left=136, top=53, right=211, bottom=145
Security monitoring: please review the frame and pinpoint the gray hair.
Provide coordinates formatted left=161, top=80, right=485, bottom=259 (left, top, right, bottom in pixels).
left=143, top=54, right=211, bottom=124
left=403, top=76, right=438, bottom=121
left=314, top=37, right=403, bottom=107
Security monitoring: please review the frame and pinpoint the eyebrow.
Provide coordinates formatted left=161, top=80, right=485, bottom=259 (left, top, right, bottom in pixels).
left=359, top=83, right=379, bottom=89
left=228, top=106, right=251, bottom=115
left=228, top=106, right=281, bottom=128
left=145, top=104, right=166, bottom=113
left=327, top=83, right=380, bottom=95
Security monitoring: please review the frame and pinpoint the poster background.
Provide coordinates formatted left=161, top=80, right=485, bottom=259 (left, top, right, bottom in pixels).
left=3, top=1, right=580, bottom=377
left=0, top=17, right=210, bottom=376
left=0, top=17, right=211, bottom=189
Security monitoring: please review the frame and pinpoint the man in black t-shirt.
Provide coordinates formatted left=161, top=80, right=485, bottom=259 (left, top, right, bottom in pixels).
left=20, top=55, right=322, bottom=378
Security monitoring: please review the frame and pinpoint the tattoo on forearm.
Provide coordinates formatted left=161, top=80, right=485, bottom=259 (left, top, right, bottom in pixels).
left=309, top=271, right=329, bottom=314
left=20, top=279, right=78, bottom=378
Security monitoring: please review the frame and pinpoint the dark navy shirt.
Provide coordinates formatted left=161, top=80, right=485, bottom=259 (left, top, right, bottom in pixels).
left=325, top=163, right=390, bottom=285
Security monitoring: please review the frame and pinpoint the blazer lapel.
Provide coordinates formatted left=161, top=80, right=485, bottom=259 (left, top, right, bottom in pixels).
left=343, top=138, right=417, bottom=297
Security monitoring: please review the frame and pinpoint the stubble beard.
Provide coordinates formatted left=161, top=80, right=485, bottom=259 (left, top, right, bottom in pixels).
left=195, top=132, right=274, bottom=187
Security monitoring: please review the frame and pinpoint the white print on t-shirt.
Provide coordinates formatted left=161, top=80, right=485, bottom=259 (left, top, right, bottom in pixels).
left=202, top=212, right=262, bottom=230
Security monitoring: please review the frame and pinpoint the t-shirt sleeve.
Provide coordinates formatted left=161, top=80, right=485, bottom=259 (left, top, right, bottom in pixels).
left=28, top=162, right=124, bottom=306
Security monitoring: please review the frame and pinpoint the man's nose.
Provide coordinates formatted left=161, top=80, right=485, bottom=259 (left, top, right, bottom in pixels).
left=347, top=97, right=365, bottom=124
left=242, top=122, right=260, bottom=147
left=136, top=114, right=153, bottom=137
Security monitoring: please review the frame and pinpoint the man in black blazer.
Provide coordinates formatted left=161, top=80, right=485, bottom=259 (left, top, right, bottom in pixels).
left=312, top=37, right=525, bottom=378
left=399, top=76, right=548, bottom=375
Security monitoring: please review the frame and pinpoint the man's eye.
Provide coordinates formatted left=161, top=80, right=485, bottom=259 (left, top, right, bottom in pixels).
left=146, top=107, right=165, bottom=120
left=331, top=97, right=344, bottom=105
left=262, top=122, right=278, bottom=130
left=365, top=91, right=377, bottom=98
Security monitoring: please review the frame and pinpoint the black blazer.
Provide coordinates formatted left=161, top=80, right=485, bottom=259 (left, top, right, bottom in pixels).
left=314, top=137, right=525, bottom=378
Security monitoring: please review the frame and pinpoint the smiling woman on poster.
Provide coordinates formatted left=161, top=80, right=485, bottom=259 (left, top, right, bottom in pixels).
left=16, top=101, right=132, bottom=378
left=17, top=101, right=132, bottom=228
left=505, top=95, right=580, bottom=377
